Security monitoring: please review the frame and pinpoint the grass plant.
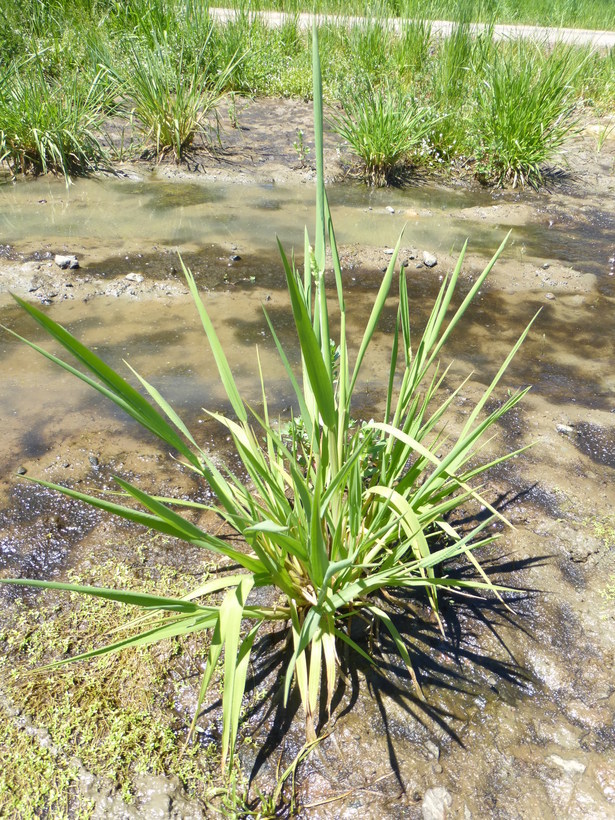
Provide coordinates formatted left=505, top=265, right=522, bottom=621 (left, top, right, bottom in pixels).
left=3, top=29, right=536, bottom=771
left=331, top=84, right=433, bottom=184
left=0, top=61, right=108, bottom=180
left=394, top=16, right=433, bottom=80
left=119, top=30, right=237, bottom=162
left=477, top=46, right=580, bottom=186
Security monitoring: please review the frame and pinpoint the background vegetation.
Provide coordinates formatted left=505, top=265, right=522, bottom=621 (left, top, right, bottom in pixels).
left=0, top=0, right=614, bottom=183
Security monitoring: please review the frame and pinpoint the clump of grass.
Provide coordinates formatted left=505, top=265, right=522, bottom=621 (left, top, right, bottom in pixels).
left=394, top=16, right=433, bottom=80
left=0, top=62, right=107, bottom=180
left=2, top=30, right=536, bottom=772
left=120, top=30, right=237, bottom=162
left=331, top=84, right=433, bottom=184
left=476, top=46, right=580, bottom=187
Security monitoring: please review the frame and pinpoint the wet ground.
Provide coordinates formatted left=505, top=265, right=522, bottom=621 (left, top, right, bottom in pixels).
left=0, top=104, right=614, bottom=817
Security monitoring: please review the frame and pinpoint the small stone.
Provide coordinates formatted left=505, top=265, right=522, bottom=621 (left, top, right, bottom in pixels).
left=125, top=273, right=144, bottom=283
left=16, top=466, right=27, bottom=475
left=416, top=262, right=424, bottom=269
left=596, top=768, right=615, bottom=803
left=386, top=206, right=395, bottom=214
left=542, top=262, right=550, bottom=269
left=556, top=423, right=575, bottom=435
left=423, top=251, right=438, bottom=268
left=544, top=292, right=556, bottom=300
left=89, top=456, right=99, bottom=467
left=230, top=254, right=241, bottom=262
left=422, top=787, right=453, bottom=820
left=383, top=248, right=395, bottom=255
left=547, top=754, right=586, bottom=775
left=424, top=740, right=440, bottom=760
left=4, top=703, right=21, bottom=717
left=54, top=254, right=79, bottom=270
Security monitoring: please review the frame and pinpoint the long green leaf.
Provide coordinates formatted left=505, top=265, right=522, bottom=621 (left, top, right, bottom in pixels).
left=349, top=230, right=403, bottom=397
left=278, top=239, right=336, bottom=429
left=5, top=301, right=201, bottom=469
left=183, top=260, right=247, bottom=423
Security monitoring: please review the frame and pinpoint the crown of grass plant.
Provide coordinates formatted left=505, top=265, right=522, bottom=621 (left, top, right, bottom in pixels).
left=1, top=30, right=537, bottom=770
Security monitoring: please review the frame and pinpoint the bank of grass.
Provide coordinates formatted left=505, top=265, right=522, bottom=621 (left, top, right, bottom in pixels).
left=0, top=0, right=614, bottom=184
left=0, top=552, right=271, bottom=817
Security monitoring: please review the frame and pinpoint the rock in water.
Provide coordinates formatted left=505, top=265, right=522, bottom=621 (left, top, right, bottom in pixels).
left=54, top=254, right=79, bottom=270
left=423, top=251, right=438, bottom=268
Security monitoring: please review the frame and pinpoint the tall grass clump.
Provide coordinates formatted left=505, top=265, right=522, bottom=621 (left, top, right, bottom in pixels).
left=119, top=30, right=238, bottom=162
left=2, top=30, right=535, bottom=769
left=331, top=84, right=433, bottom=184
left=0, top=61, right=107, bottom=180
left=394, top=16, right=433, bottom=80
left=477, top=46, right=580, bottom=186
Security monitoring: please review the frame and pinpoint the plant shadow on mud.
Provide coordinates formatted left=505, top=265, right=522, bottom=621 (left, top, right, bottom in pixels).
left=191, top=511, right=550, bottom=795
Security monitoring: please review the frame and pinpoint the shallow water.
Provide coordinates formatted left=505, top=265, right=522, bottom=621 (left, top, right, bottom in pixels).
left=0, top=172, right=601, bottom=265
left=1, top=173, right=614, bottom=817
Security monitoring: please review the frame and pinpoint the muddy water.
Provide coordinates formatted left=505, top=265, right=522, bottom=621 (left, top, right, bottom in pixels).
left=0, top=171, right=584, bottom=277
left=1, top=174, right=614, bottom=818
left=0, top=174, right=499, bottom=254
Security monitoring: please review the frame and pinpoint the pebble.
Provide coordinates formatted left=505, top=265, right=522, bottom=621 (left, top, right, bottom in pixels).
left=544, top=292, right=556, bottom=300
left=386, top=206, right=395, bottom=214
left=383, top=248, right=395, bottom=255
left=89, top=455, right=99, bottom=467
left=423, top=251, right=438, bottom=268
left=54, top=254, right=79, bottom=270
left=556, top=423, right=575, bottom=435
left=16, top=466, right=27, bottom=475
left=125, top=273, right=144, bottom=283
left=424, top=740, right=440, bottom=760
left=229, top=254, right=241, bottom=262
left=422, top=787, right=453, bottom=820
left=547, top=754, right=586, bottom=775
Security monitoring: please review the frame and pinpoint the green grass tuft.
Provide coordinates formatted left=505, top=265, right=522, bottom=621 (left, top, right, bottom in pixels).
left=0, top=62, right=107, bottom=181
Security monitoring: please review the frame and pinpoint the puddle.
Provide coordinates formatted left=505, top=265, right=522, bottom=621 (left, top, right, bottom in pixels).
left=3, top=173, right=611, bottom=272
left=1, top=174, right=615, bottom=817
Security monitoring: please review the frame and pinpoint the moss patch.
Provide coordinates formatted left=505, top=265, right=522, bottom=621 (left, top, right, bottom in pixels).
left=0, top=546, right=262, bottom=817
